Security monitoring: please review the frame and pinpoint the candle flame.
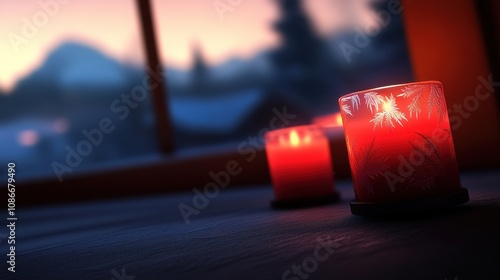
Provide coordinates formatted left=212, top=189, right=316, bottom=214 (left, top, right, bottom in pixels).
left=383, top=100, right=393, bottom=112
left=336, top=113, right=343, bottom=126
left=290, top=130, right=300, bottom=147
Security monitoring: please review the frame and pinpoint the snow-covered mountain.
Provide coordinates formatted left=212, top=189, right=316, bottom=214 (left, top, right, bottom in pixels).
left=8, top=41, right=271, bottom=98
left=1, top=41, right=275, bottom=133
left=13, top=42, right=127, bottom=95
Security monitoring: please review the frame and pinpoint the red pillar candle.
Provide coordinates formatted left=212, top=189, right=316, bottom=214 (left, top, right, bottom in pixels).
left=339, top=81, right=469, bottom=215
left=312, top=112, right=344, bottom=138
left=312, top=112, right=343, bottom=128
left=265, top=125, right=338, bottom=208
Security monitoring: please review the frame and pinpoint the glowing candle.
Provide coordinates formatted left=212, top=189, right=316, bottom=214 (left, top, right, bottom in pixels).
left=265, top=125, right=338, bottom=208
left=339, top=81, right=469, bottom=215
left=312, top=112, right=344, bottom=139
left=312, top=112, right=344, bottom=128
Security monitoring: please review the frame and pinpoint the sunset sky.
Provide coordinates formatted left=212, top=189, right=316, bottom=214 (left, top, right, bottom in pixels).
left=0, top=0, right=376, bottom=92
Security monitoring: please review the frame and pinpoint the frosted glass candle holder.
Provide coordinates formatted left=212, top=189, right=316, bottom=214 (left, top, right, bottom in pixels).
left=339, top=81, right=469, bottom=216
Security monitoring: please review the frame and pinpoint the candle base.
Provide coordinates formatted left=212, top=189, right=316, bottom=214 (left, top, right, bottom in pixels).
left=271, top=192, right=340, bottom=209
left=350, top=188, right=469, bottom=216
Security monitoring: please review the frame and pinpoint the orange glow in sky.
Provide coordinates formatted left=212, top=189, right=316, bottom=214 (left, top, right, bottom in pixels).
left=0, top=0, right=376, bottom=92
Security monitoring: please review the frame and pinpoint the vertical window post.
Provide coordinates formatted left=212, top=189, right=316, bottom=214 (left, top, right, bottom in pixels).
left=136, top=0, right=174, bottom=153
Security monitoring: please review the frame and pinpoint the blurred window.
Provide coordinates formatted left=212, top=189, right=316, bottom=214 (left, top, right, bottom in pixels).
left=152, top=0, right=413, bottom=148
left=0, top=0, right=157, bottom=179
left=0, top=0, right=414, bottom=181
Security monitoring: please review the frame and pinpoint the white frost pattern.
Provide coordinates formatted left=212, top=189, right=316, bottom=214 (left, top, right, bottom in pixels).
left=364, top=92, right=384, bottom=113
left=397, top=85, right=426, bottom=118
left=428, top=84, right=446, bottom=122
left=342, top=104, right=352, bottom=116
left=340, top=95, right=360, bottom=116
left=341, top=84, right=446, bottom=125
left=370, top=94, right=408, bottom=129
left=397, top=84, right=445, bottom=121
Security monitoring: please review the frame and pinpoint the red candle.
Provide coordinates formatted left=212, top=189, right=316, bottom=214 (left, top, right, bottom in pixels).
left=312, top=112, right=344, bottom=139
left=312, top=112, right=343, bottom=128
left=265, top=125, right=336, bottom=204
left=339, top=81, right=468, bottom=214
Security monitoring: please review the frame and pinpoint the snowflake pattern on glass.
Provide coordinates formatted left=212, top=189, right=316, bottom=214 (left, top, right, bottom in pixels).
left=341, top=83, right=447, bottom=128
left=364, top=92, right=385, bottom=113
left=351, top=138, right=389, bottom=195
left=407, top=132, right=446, bottom=191
left=340, top=95, right=361, bottom=116
left=396, top=83, right=446, bottom=121
left=370, top=94, right=408, bottom=129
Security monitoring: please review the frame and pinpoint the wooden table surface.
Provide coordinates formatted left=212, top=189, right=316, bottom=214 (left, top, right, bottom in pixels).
left=4, top=171, right=500, bottom=280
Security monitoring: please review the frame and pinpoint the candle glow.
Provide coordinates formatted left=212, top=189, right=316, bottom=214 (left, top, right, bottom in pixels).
left=265, top=125, right=336, bottom=202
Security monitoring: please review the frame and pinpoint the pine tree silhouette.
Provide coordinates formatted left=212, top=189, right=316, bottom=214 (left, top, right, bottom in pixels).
left=191, top=43, right=208, bottom=90
left=271, top=0, right=332, bottom=107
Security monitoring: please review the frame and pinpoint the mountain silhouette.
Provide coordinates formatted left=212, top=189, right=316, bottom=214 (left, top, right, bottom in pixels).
left=0, top=41, right=130, bottom=121
left=14, top=41, right=126, bottom=96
